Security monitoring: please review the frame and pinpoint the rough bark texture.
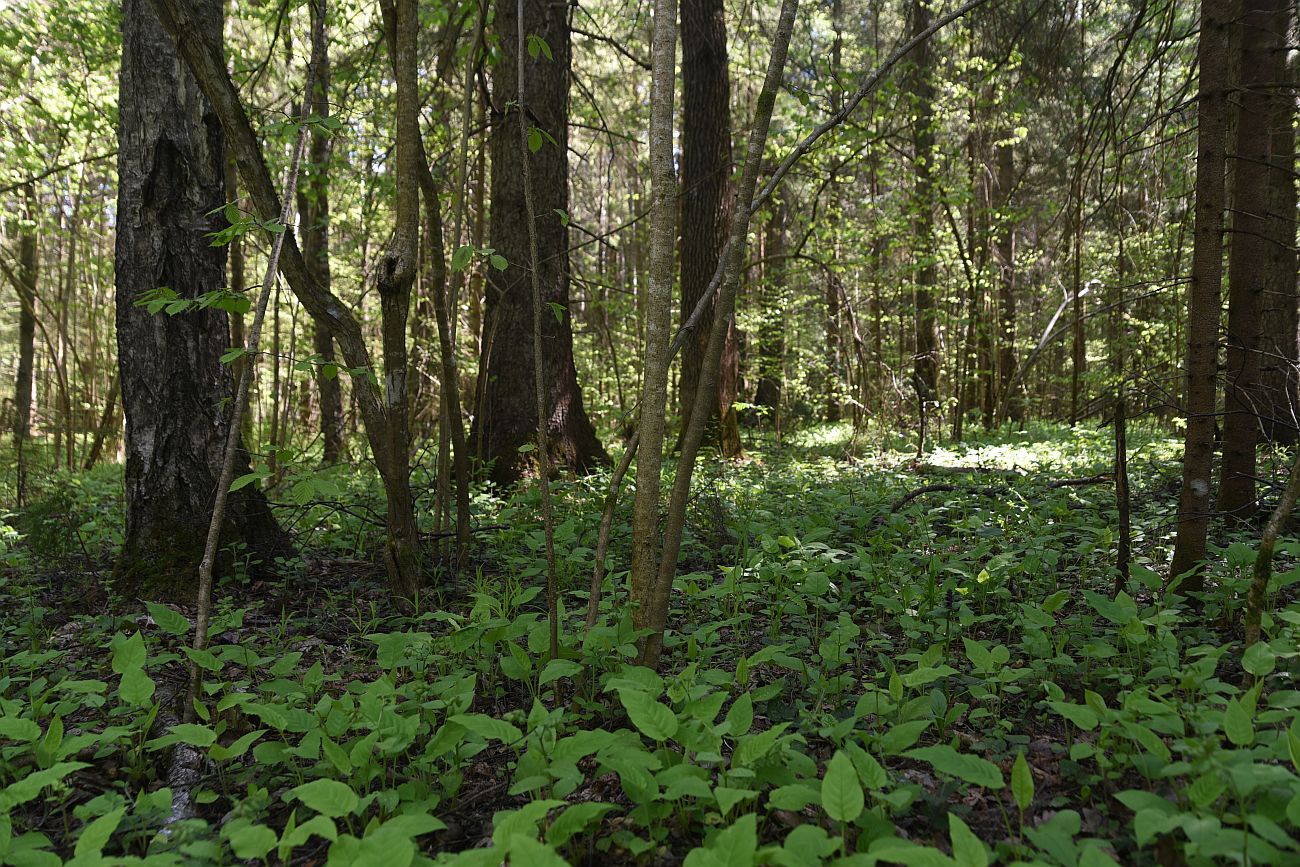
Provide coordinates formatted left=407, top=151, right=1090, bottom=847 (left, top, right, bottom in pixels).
left=1260, top=8, right=1298, bottom=445
left=1217, top=0, right=1286, bottom=519
left=754, top=193, right=787, bottom=419
left=12, top=188, right=36, bottom=454
left=641, top=0, right=802, bottom=668
left=147, top=0, right=421, bottom=599
left=296, top=0, right=344, bottom=464
left=1169, top=0, right=1230, bottom=586
left=994, top=139, right=1021, bottom=424
left=908, top=0, right=940, bottom=416
left=114, top=0, right=286, bottom=598
left=375, top=0, right=422, bottom=598
left=679, top=0, right=741, bottom=456
left=472, top=0, right=606, bottom=488
left=824, top=0, right=844, bottom=424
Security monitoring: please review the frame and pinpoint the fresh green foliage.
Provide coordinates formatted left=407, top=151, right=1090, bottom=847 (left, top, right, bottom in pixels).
left=4, top=427, right=1299, bottom=864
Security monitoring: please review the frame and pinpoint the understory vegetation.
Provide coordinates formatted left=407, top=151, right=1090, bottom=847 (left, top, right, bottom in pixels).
left=3, top=425, right=1299, bottom=865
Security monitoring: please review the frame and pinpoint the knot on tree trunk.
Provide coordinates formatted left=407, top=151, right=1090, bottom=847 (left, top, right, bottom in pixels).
left=378, top=252, right=413, bottom=296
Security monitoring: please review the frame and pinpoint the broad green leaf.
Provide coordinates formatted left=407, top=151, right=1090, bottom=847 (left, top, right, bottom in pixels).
left=1224, top=697, right=1254, bottom=746
left=492, top=800, right=565, bottom=847
left=144, top=602, right=189, bottom=635
left=378, top=814, right=445, bottom=838
left=182, top=646, right=222, bottom=672
left=505, top=834, right=566, bottom=866
left=777, top=824, right=839, bottom=866
left=682, top=813, right=757, bottom=867
left=713, top=786, right=757, bottom=815
left=291, top=778, right=359, bottom=817
left=209, top=729, right=266, bottom=761
left=618, top=689, right=678, bottom=741
left=821, top=750, right=864, bottom=823
left=73, top=807, right=125, bottom=857
left=948, top=813, right=988, bottom=867
left=723, top=693, right=754, bottom=736
left=865, top=839, right=957, bottom=866
left=879, top=720, right=930, bottom=755
left=1, top=762, right=89, bottom=808
left=279, top=814, right=338, bottom=853
left=546, top=803, right=616, bottom=847
left=768, top=783, right=821, bottom=811
left=538, top=659, right=582, bottom=686
left=0, top=717, right=41, bottom=741
left=452, top=244, right=474, bottom=271
left=223, top=819, right=277, bottom=860
left=110, top=632, right=146, bottom=673
left=449, top=713, right=522, bottom=744
left=905, top=745, right=1004, bottom=789
left=118, top=668, right=155, bottom=707
left=1187, top=772, right=1225, bottom=808
left=1079, top=847, right=1122, bottom=867
left=328, top=828, right=417, bottom=867
left=1011, top=751, right=1034, bottom=811
left=147, top=723, right=216, bottom=750
left=846, top=742, right=888, bottom=790
left=1048, top=700, right=1098, bottom=730
left=229, top=469, right=269, bottom=492
left=733, top=722, right=789, bottom=766
left=1243, top=642, right=1276, bottom=677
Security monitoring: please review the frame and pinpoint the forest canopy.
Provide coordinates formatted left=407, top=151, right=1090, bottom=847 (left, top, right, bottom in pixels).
left=2, top=0, right=1300, bottom=863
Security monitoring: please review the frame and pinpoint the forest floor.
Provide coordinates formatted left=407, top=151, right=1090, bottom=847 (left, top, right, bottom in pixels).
left=2, top=422, right=1299, bottom=866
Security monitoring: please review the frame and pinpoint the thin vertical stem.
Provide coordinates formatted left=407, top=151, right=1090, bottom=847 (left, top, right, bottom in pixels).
left=517, top=0, right=560, bottom=661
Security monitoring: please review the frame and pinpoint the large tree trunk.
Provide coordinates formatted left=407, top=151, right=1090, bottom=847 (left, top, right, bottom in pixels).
left=11, top=187, right=37, bottom=470
left=679, top=0, right=742, bottom=456
left=7, top=187, right=38, bottom=505
left=753, top=193, right=787, bottom=423
left=908, top=0, right=940, bottom=432
left=296, top=0, right=344, bottom=465
left=1259, top=7, right=1298, bottom=445
left=1217, top=0, right=1287, bottom=520
left=993, top=139, right=1021, bottom=425
left=148, top=0, right=422, bottom=599
left=824, top=0, right=845, bottom=425
left=114, top=0, right=286, bottom=597
left=472, top=0, right=606, bottom=488
left=1169, top=0, right=1230, bottom=586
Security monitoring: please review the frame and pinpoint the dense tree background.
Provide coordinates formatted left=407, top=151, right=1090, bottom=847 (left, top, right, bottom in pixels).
left=3, top=0, right=1300, bottom=861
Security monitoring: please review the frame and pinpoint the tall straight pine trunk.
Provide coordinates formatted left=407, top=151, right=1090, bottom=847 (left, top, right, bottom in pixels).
left=907, top=0, right=940, bottom=439
left=1259, top=4, right=1298, bottom=445
left=1169, top=0, right=1230, bottom=585
left=1217, top=0, right=1288, bottom=519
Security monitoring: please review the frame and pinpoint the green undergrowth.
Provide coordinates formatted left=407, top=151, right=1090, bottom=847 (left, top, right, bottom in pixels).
left=2, top=424, right=1300, bottom=865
